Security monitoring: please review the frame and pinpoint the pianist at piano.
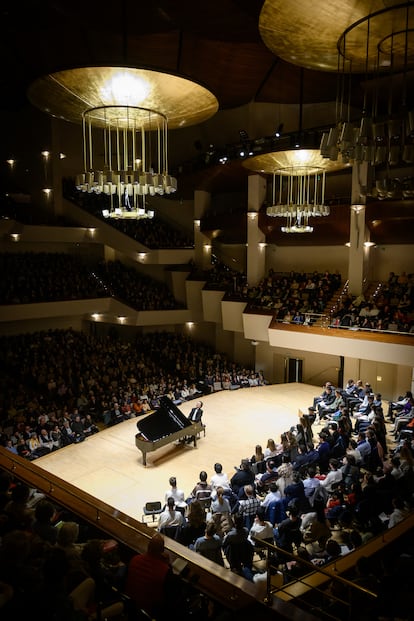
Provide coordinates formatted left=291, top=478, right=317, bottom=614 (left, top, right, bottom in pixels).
left=188, top=401, right=203, bottom=423
left=135, top=396, right=204, bottom=466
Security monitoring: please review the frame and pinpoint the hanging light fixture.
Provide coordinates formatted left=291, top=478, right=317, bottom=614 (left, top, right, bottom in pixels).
left=243, top=147, right=345, bottom=233
left=319, top=2, right=414, bottom=168
left=266, top=163, right=329, bottom=233
left=75, top=104, right=174, bottom=219
left=28, top=66, right=218, bottom=219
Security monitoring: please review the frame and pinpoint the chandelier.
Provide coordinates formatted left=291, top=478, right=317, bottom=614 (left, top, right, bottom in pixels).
left=76, top=104, right=175, bottom=219
left=320, top=2, right=414, bottom=167
left=243, top=148, right=345, bottom=233
left=28, top=67, right=218, bottom=219
left=266, top=165, right=329, bottom=233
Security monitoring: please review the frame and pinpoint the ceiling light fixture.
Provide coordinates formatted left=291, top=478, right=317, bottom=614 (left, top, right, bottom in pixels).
left=28, top=66, right=218, bottom=219
left=243, top=148, right=345, bottom=232
left=243, top=68, right=346, bottom=233
left=320, top=2, right=414, bottom=168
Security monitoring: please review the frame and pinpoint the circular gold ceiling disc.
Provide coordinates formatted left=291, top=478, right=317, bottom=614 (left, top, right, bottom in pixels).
left=242, top=149, right=348, bottom=175
left=28, top=67, right=219, bottom=129
left=259, top=0, right=414, bottom=73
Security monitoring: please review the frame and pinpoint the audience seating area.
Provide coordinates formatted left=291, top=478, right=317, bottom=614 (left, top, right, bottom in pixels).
left=330, top=271, right=414, bottom=334
left=0, top=328, right=413, bottom=620
left=0, top=253, right=183, bottom=311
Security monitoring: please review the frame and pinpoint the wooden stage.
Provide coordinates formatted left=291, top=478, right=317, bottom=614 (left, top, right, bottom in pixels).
left=34, top=383, right=319, bottom=520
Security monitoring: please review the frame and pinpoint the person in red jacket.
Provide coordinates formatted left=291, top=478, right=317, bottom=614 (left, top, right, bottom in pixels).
left=125, top=533, right=177, bottom=618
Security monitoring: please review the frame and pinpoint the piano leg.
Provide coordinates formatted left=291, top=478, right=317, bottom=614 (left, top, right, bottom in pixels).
left=142, top=451, right=147, bottom=466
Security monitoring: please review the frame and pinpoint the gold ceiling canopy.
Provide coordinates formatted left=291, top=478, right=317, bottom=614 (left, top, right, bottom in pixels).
left=242, top=149, right=347, bottom=175
left=259, top=0, right=414, bottom=73
left=28, top=67, right=218, bottom=129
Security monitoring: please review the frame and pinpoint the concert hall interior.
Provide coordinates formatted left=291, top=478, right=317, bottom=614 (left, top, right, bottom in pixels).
left=0, top=2, right=414, bottom=620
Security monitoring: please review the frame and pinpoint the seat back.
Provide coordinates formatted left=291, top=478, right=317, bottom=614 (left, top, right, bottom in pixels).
left=197, top=494, right=212, bottom=513
left=142, top=501, right=163, bottom=523
left=159, top=525, right=181, bottom=540
left=144, top=501, right=162, bottom=513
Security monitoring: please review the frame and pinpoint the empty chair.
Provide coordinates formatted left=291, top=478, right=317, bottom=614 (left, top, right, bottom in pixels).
left=142, top=501, right=163, bottom=524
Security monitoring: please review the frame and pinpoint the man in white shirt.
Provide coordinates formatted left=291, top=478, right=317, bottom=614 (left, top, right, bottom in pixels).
left=164, top=477, right=187, bottom=513
left=260, top=481, right=281, bottom=508
left=210, top=462, right=230, bottom=493
left=320, top=458, right=343, bottom=493
left=157, top=497, right=185, bottom=531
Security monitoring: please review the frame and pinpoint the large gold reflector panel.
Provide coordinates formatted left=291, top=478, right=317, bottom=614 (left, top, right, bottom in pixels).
left=28, top=67, right=219, bottom=129
left=259, top=0, right=414, bottom=73
left=242, top=149, right=347, bottom=175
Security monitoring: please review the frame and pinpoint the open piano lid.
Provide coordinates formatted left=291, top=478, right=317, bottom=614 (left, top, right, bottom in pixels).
left=136, top=396, right=191, bottom=441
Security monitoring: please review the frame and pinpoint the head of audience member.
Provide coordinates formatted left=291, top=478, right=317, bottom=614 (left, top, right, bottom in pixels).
left=255, top=507, right=267, bottom=523
left=325, top=539, right=342, bottom=560
left=244, top=484, right=254, bottom=498
left=266, top=438, right=276, bottom=452
left=328, top=458, right=339, bottom=471
left=240, top=459, right=251, bottom=472
left=268, top=481, right=279, bottom=493
left=148, top=533, right=166, bottom=558
left=214, top=463, right=223, bottom=474
left=57, top=521, right=80, bottom=547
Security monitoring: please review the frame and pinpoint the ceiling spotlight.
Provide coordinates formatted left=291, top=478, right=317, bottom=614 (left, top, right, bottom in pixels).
left=275, top=123, right=284, bottom=137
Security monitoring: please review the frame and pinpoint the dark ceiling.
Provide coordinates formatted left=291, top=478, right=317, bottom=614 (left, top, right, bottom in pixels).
left=1, top=0, right=413, bottom=246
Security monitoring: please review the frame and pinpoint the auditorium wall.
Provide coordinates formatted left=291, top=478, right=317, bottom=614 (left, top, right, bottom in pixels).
left=212, top=242, right=414, bottom=283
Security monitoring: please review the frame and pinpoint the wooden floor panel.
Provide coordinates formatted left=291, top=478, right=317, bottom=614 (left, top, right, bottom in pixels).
left=34, top=383, right=319, bottom=520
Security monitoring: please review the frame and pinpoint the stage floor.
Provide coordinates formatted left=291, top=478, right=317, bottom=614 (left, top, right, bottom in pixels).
left=34, top=383, right=320, bottom=520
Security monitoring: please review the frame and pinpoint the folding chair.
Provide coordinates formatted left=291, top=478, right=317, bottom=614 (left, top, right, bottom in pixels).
left=141, top=501, right=163, bottom=524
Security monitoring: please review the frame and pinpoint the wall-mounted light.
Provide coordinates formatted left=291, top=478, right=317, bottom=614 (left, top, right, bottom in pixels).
left=138, top=252, right=147, bottom=261
left=248, top=212, right=258, bottom=220
left=10, top=233, right=21, bottom=242
left=345, top=242, right=351, bottom=247
left=117, top=316, right=126, bottom=323
left=194, top=220, right=201, bottom=227
left=204, top=244, right=211, bottom=250
left=186, top=322, right=194, bottom=329
left=258, top=242, right=267, bottom=249
left=6, top=159, right=16, bottom=169
left=351, top=204, right=365, bottom=214
left=42, top=188, right=52, bottom=195
left=59, top=152, right=67, bottom=160
left=363, top=241, right=376, bottom=247
left=91, top=313, right=101, bottom=320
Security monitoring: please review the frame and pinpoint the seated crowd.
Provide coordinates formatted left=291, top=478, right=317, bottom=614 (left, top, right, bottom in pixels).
left=64, top=180, right=193, bottom=250
left=241, top=269, right=342, bottom=320
left=331, top=271, right=414, bottom=333
left=0, top=475, right=222, bottom=621
left=0, top=253, right=183, bottom=311
left=0, top=338, right=413, bottom=619
left=0, top=329, right=266, bottom=456
left=156, top=379, right=413, bottom=579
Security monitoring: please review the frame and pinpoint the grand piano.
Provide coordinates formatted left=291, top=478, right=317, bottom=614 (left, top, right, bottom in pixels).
left=135, top=396, right=204, bottom=466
